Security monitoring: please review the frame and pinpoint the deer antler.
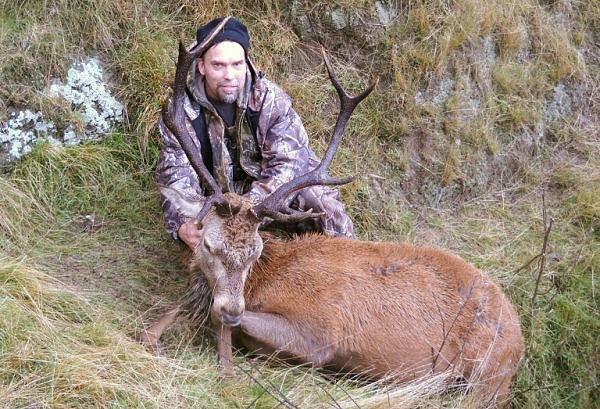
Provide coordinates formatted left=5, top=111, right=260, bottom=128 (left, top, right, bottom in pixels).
left=162, top=17, right=232, bottom=222
left=251, top=47, right=379, bottom=222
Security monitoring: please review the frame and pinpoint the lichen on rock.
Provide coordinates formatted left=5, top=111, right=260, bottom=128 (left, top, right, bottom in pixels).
left=1, top=58, right=124, bottom=168
left=0, top=110, right=57, bottom=167
left=48, top=58, right=124, bottom=137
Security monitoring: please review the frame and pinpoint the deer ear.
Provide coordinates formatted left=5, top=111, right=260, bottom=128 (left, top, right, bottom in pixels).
left=159, top=186, right=204, bottom=218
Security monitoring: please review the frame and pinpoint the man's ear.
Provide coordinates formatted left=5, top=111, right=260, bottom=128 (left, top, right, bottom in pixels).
left=197, top=58, right=205, bottom=76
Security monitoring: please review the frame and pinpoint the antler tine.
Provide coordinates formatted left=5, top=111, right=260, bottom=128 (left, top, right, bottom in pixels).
left=252, top=49, right=378, bottom=221
left=320, top=47, right=379, bottom=167
left=162, top=16, right=232, bottom=220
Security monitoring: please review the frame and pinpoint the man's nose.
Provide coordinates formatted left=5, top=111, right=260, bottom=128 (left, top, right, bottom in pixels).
left=223, top=65, right=234, bottom=80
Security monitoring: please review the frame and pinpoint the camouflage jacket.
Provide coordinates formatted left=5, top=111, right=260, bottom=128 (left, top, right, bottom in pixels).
left=156, top=63, right=321, bottom=239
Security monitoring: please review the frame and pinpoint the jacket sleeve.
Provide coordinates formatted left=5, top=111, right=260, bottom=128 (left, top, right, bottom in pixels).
left=244, top=88, right=316, bottom=202
left=155, top=115, right=206, bottom=240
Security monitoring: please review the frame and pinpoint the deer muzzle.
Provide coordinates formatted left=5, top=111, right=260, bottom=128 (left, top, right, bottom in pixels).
left=212, top=290, right=245, bottom=327
left=221, top=311, right=242, bottom=327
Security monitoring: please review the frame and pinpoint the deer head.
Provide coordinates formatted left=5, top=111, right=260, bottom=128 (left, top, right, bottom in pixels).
left=160, top=188, right=263, bottom=326
left=161, top=16, right=378, bottom=326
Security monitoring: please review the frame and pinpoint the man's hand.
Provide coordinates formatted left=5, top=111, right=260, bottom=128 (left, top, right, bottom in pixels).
left=178, top=220, right=202, bottom=250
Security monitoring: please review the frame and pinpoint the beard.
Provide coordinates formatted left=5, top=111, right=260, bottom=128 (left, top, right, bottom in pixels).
left=221, top=91, right=237, bottom=104
left=217, top=80, right=240, bottom=104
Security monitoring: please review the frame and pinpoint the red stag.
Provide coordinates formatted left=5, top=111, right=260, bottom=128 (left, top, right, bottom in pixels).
left=143, top=17, right=524, bottom=407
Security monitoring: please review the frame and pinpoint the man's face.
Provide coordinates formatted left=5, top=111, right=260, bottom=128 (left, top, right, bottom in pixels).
left=198, top=41, right=247, bottom=104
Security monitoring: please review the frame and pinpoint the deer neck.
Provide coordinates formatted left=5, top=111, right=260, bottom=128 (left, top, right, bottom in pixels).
left=244, top=233, right=290, bottom=296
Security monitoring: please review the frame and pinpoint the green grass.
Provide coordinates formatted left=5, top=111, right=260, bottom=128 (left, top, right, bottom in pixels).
left=1, top=0, right=599, bottom=407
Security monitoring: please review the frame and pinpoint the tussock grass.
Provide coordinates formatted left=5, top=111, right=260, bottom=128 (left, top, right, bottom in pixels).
left=0, top=260, right=190, bottom=408
left=1, top=0, right=598, bottom=407
left=0, top=177, right=51, bottom=248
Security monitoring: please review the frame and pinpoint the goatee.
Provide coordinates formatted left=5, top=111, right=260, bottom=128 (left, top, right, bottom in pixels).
left=221, top=92, right=237, bottom=104
left=218, top=79, right=239, bottom=104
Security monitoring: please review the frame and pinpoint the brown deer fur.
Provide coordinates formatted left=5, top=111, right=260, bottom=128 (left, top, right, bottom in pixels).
left=143, top=192, right=524, bottom=407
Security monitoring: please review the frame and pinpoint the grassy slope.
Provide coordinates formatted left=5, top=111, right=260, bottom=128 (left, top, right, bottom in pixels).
left=1, top=0, right=598, bottom=408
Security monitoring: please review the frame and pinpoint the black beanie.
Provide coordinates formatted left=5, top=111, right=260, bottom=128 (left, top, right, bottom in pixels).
left=196, top=17, right=250, bottom=56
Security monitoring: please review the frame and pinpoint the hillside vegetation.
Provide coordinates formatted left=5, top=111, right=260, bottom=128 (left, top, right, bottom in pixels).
left=1, top=0, right=598, bottom=408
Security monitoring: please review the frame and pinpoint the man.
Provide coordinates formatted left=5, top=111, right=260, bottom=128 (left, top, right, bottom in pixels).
left=156, top=17, right=354, bottom=250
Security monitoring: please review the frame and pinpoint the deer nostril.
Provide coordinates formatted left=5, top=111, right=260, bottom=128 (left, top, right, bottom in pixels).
left=221, top=312, right=242, bottom=327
